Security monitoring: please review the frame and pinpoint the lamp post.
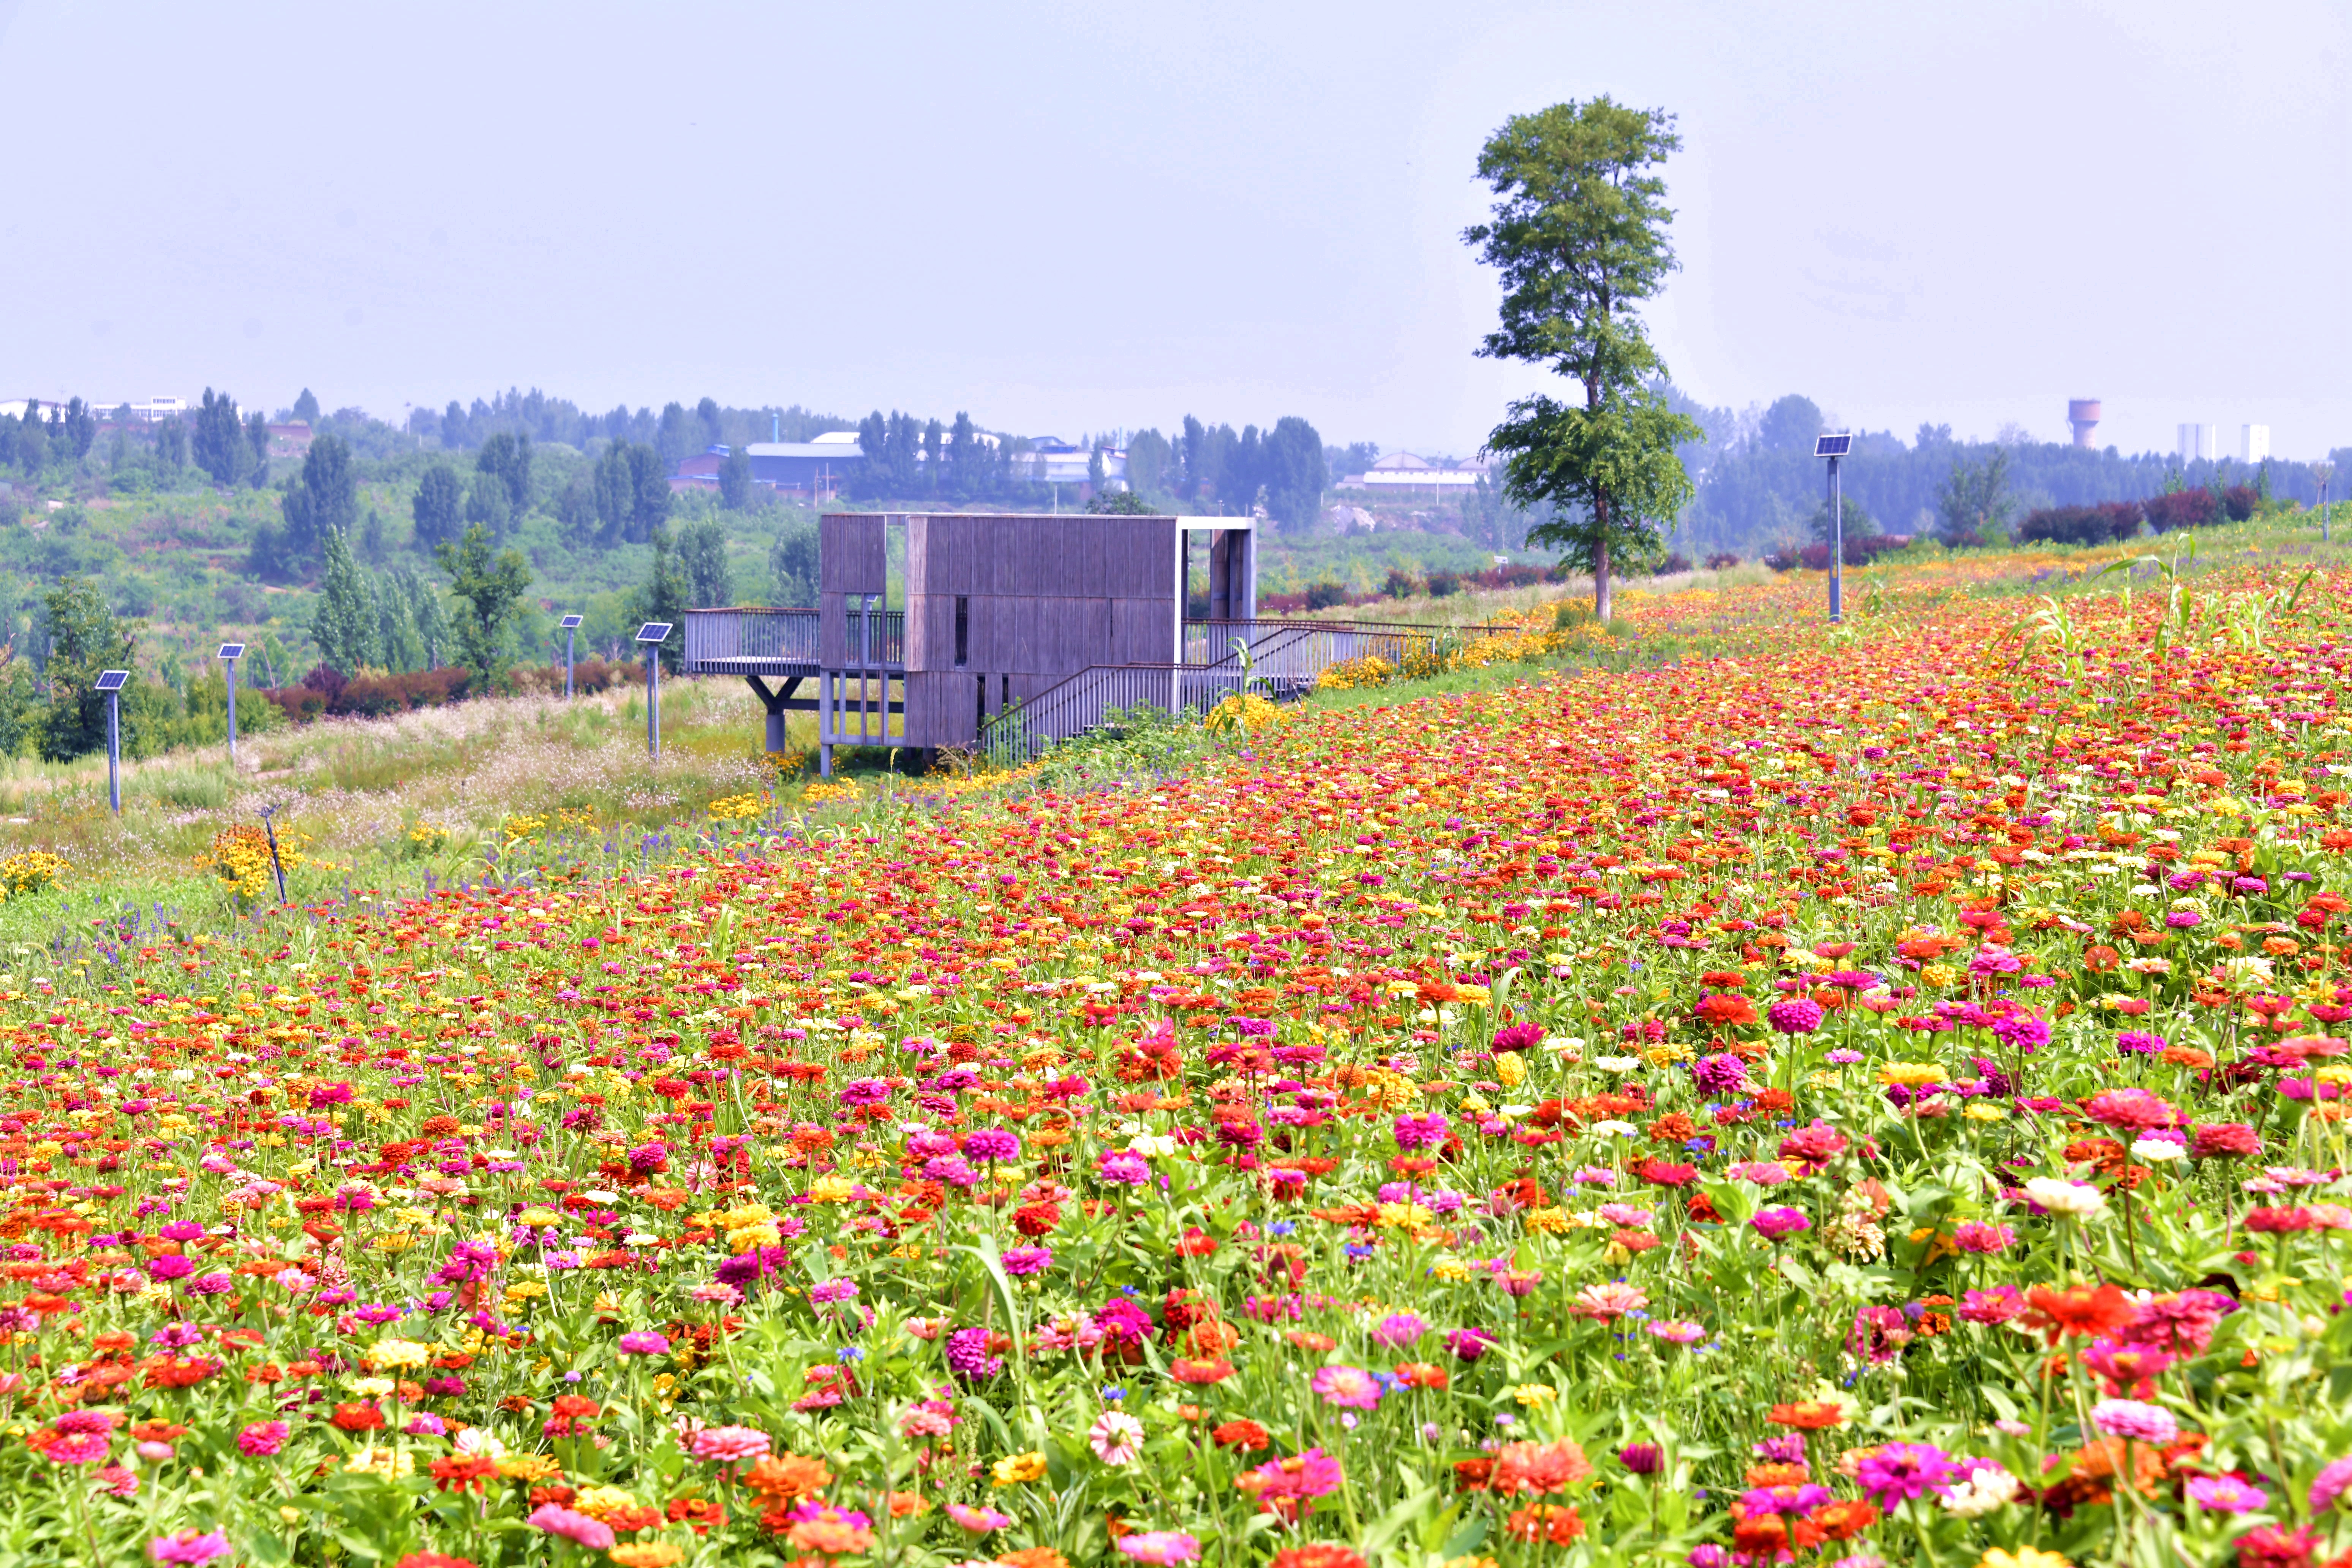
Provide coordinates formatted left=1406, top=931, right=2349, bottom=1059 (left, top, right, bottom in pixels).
left=1815, top=432, right=1854, bottom=622
left=635, top=623, right=672, bottom=758
left=96, top=669, right=129, bottom=814
left=559, top=614, right=583, bottom=698
left=218, top=642, right=244, bottom=768
left=2315, top=463, right=2335, bottom=544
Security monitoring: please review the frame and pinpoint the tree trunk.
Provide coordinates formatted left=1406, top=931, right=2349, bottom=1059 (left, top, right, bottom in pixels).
left=1593, top=535, right=1612, bottom=623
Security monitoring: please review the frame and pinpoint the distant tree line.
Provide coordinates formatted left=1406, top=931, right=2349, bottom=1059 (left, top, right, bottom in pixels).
left=1665, top=387, right=2352, bottom=558
left=407, top=389, right=853, bottom=462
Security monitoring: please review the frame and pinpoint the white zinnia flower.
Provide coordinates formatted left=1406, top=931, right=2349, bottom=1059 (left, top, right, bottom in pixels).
left=2024, top=1176, right=2109, bottom=1217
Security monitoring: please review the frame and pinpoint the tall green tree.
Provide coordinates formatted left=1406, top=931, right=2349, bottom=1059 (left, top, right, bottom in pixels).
left=280, top=433, right=358, bottom=560
left=476, top=432, right=533, bottom=522
left=1466, top=97, right=1701, bottom=621
left=36, top=577, right=137, bottom=761
left=1261, top=416, right=1328, bottom=532
left=631, top=524, right=691, bottom=670
left=191, top=388, right=248, bottom=485
left=292, top=388, right=321, bottom=424
left=717, top=445, right=754, bottom=510
left=593, top=441, right=670, bottom=545
left=434, top=523, right=533, bottom=682
left=312, top=526, right=380, bottom=673
left=769, top=522, right=818, bottom=607
left=59, top=397, right=96, bottom=459
left=413, top=464, right=464, bottom=550
left=245, top=411, right=271, bottom=487
left=1935, top=448, right=2015, bottom=547
left=677, top=518, right=733, bottom=608
left=384, top=562, right=452, bottom=669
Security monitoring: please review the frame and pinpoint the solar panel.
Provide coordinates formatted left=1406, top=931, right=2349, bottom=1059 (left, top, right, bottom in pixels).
left=559, top=614, right=584, bottom=630
left=217, top=642, right=245, bottom=660
left=1815, top=433, right=1853, bottom=458
left=634, top=623, right=673, bottom=643
left=94, top=670, right=130, bottom=692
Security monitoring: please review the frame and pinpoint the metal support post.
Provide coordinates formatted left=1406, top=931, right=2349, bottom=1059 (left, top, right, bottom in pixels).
left=1828, top=453, right=1843, bottom=624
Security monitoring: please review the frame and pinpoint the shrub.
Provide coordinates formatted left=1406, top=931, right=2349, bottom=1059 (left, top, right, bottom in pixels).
left=299, top=663, right=348, bottom=705
left=2222, top=484, right=2260, bottom=522
left=1381, top=568, right=1418, bottom=599
left=2145, top=488, right=2219, bottom=532
left=1706, top=553, right=1741, bottom=570
left=1795, top=535, right=1902, bottom=570
left=2019, top=501, right=2142, bottom=546
left=1303, top=581, right=1348, bottom=611
left=1426, top=568, right=1460, bottom=597
left=336, top=667, right=474, bottom=716
left=1654, top=553, right=1692, bottom=576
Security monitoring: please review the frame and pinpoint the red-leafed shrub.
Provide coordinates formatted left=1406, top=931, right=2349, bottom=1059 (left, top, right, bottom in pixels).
left=2020, top=501, right=2142, bottom=545
left=2145, top=488, right=2219, bottom=533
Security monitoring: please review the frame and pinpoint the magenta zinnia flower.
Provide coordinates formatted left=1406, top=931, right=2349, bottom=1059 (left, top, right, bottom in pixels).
left=148, top=1531, right=231, bottom=1565
left=2090, top=1399, right=2177, bottom=1444
left=1116, top=1531, right=1203, bottom=1565
left=1853, top=1442, right=1953, bottom=1506
left=2186, top=1475, right=2268, bottom=1513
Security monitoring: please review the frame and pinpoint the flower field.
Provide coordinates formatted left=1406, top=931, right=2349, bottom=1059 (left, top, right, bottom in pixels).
left=7, top=553, right=2352, bottom=1568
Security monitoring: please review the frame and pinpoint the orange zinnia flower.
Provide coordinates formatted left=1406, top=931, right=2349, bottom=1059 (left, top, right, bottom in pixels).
left=2023, top=1283, right=2135, bottom=1344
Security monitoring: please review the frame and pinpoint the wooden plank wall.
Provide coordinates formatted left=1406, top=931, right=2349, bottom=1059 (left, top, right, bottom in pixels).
left=881, top=513, right=1181, bottom=750
left=817, top=514, right=888, bottom=667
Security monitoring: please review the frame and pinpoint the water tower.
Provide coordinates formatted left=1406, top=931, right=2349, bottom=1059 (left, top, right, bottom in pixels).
left=2067, top=398, right=2101, bottom=448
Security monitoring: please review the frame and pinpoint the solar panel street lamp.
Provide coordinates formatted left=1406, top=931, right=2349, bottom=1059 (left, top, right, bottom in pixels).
left=1815, top=433, right=1854, bottom=623
left=635, top=623, right=672, bottom=759
left=559, top=614, right=583, bottom=698
left=96, top=670, right=129, bottom=815
left=218, top=643, right=245, bottom=768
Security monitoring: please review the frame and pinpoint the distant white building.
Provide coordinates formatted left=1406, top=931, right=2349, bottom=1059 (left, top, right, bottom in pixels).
left=2243, top=424, right=2271, bottom=463
left=2177, top=423, right=2222, bottom=462
left=1012, top=439, right=1125, bottom=486
left=1344, top=452, right=1492, bottom=492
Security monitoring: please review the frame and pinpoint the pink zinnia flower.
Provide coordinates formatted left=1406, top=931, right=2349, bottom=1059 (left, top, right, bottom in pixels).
left=1117, top=1532, right=1203, bottom=1564
left=1570, top=1282, right=1649, bottom=1321
left=148, top=1532, right=229, bottom=1564
left=237, top=1421, right=289, bottom=1456
left=688, top=1424, right=773, bottom=1464
left=947, top=1502, right=1015, bottom=1533
left=1089, top=1411, right=1145, bottom=1465
left=527, top=1504, right=615, bottom=1549
left=1951, top=1221, right=2014, bottom=1254
left=2310, top=1455, right=2352, bottom=1514
left=2186, top=1475, right=2268, bottom=1513
left=1310, top=1365, right=1383, bottom=1410
left=2090, top=1399, right=2177, bottom=1444
left=44, top=1432, right=111, bottom=1465
left=1239, top=1447, right=1344, bottom=1501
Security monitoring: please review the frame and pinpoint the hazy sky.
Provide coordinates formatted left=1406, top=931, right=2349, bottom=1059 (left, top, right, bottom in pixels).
left=3, top=0, right=2347, bottom=460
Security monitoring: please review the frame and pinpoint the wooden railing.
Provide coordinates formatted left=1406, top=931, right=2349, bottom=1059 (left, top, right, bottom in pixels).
left=986, top=617, right=1516, bottom=761
left=681, top=606, right=904, bottom=671
left=983, top=663, right=1253, bottom=763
